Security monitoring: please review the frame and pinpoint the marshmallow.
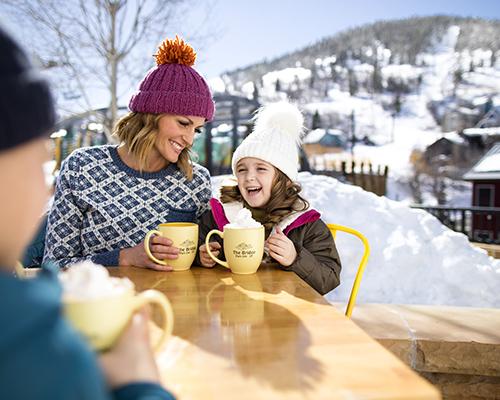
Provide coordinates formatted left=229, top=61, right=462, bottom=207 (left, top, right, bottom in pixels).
left=225, top=208, right=262, bottom=229
left=59, top=260, right=133, bottom=301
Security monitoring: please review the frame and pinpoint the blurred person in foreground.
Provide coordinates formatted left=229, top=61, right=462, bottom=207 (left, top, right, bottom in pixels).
left=0, top=23, right=175, bottom=400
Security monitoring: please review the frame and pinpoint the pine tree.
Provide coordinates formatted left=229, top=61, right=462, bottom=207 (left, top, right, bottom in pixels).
left=348, top=69, right=358, bottom=96
left=275, top=78, right=281, bottom=92
left=253, top=83, right=259, bottom=101
left=310, top=64, right=316, bottom=89
left=312, top=110, right=322, bottom=129
left=372, top=59, right=383, bottom=93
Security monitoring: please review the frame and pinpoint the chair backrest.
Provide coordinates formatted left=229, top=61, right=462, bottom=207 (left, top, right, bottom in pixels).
left=325, top=223, right=370, bottom=319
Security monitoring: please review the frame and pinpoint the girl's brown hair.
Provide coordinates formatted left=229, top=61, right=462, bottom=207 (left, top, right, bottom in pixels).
left=113, top=112, right=195, bottom=180
left=220, top=167, right=309, bottom=230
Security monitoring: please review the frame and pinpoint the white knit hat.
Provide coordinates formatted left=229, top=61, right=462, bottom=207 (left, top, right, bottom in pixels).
left=231, top=101, right=304, bottom=181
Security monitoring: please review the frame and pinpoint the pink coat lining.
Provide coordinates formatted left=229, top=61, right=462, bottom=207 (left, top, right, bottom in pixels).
left=209, top=198, right=320, bottom=235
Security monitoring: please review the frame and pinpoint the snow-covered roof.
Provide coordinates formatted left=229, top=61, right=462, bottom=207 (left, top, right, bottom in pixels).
left=442, top=131, right=467, bottom=145
left=457, top=106, right=479, bottom=116
left=303, top=128, right=327, bottom=143
left=463, top=127, right=500, bottom=136
left=303, top=128, right=344, bottom=144
left=463, top=142, right=500, bottom=180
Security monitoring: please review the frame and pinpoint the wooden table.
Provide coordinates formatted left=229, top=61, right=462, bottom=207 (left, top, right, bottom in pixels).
left=108, top=263, right=441, bottom=400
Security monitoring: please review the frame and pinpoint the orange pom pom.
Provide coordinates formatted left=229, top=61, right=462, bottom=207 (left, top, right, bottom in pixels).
left=153, top=35, right=197, bottom=66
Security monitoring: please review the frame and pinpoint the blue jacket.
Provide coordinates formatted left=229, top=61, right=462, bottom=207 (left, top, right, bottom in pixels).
left=22, top=215, right=47, bottom=268
left=0, top=264, right=175, bottom=400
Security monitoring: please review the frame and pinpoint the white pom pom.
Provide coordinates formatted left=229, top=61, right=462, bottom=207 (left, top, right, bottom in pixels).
left=253, top=101, right=304, bottom=144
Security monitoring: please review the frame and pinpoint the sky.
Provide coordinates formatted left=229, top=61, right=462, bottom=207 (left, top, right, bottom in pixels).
left=185, top=0, right=500, bottom=80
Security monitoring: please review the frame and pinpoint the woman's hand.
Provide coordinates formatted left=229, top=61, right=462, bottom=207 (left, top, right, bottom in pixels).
left=267, top=227, right=297, bottom=266
left=119, top=235, right=178, bottom=271
left=99, top=307, right=161, bottom=389
left=198, top=242, right=221, bottom=268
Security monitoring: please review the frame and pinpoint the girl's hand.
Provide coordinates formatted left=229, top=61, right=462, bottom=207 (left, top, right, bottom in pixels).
left=119, top=235, right=178, bottom=271
left=198, top=242, right=221, bottom=268
left=99, top=307, right=161, bottom=388
left=267, top=227, right=297, bottom=266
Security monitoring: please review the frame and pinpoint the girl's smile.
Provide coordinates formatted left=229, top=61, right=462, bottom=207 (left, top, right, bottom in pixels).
left=235, top=157, right=276, bottom=208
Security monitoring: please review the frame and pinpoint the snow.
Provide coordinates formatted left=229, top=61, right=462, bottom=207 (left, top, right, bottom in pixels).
left=263, top=68, right=312, bottom=85
left=474, top=153, right=500, bottom=172
left=464, top=127, right=500, bottom=136
left=202, top=25, right=500, bottom=302
left=303, top=128, right=344, bottom=144
left=47, top=22, right=500, bottom=309
left=303, top=129, right=327, bottom=143
left=430, top=25, right=460, bottom=54
left=207, top=22, right=500, bottom=207
left=210, top=173, right=500, bottom=309
left=202, top=24, right=500, bottom=309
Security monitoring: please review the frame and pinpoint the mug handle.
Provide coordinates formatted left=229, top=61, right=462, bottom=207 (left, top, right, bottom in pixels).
left=144, top=230, right=168, bottom=265
left=205, top=230, right=229, bottom=268
left=135, top=289, right=174, bottom=353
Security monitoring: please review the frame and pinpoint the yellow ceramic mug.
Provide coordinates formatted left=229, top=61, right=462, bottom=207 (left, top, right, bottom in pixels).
left=205, top=226, right=265, bottom=274
left=63, top=287, right=174, bottom=352
left=145, top=222, right=198, bottom=271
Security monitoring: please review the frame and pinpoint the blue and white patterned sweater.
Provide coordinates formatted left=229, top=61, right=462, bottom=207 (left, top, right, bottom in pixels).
left=43, top=145, right=212, bottom=267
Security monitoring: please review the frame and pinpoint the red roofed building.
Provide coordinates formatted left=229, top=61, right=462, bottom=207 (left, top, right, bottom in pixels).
left=463, top=143, right=500, bottom=242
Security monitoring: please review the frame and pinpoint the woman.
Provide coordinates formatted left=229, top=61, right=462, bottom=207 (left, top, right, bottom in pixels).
left=43, top=36, right=215, bottom=270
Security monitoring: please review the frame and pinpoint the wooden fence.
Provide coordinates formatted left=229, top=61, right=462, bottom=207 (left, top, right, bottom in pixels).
left=312, top=161, right=389, bottom=197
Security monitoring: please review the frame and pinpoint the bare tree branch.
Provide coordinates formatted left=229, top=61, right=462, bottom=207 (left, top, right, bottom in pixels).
left=0, top=0, right=217, bottom=142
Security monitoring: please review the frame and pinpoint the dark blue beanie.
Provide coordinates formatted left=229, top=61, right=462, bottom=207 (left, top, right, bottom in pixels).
left=0, top=25, right=55, bottom=151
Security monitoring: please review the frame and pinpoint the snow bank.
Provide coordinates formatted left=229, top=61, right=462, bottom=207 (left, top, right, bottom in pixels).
left=211, top=173, right=500, bottom=308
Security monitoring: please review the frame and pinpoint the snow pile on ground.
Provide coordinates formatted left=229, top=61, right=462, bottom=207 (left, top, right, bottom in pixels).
left=211, top=173, right=500, bottom=308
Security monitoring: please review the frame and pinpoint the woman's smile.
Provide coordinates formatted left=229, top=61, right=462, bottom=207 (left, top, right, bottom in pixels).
left=143, top=114, right=204, bottom=171
left=169, top=139, right=184, bottom=153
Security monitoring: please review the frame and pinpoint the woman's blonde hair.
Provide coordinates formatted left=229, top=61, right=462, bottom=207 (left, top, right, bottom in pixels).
left=220, top=167, right=309, bottom=230
left=113, top=112, right=195, bottom=180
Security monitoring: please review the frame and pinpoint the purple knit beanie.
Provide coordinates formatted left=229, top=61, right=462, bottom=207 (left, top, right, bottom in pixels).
left=128, top=36, right=214, bottom=121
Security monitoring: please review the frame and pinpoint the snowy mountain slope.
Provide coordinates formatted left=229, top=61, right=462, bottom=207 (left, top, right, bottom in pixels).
left=206, top=19, right=500, bottom=308
left=208, top=21, right=500, bottom=206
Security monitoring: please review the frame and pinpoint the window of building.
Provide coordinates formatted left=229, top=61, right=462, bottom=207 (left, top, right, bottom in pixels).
left=476, top=185, right=494, bottom=207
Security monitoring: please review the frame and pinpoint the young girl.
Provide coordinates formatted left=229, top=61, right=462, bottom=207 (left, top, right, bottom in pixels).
left=197, top=102, right=341, bottom=295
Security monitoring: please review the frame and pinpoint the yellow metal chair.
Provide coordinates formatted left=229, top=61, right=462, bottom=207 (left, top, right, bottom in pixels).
left=326, top=223, right=370, bottom=319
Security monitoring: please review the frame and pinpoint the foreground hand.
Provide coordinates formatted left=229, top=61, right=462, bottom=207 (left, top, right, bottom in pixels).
left=267, top=227, right=297, bottom=266
left=99, top=307, right=161, bottom=389
left=119, top=236, right=179, bottom=271
left=198, top=242, right=221, bottom=268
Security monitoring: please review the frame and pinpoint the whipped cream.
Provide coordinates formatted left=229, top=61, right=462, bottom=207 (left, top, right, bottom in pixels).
left=225, top=208, right=262, bottom=229
left=59, top=260, right=133, bottom=301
